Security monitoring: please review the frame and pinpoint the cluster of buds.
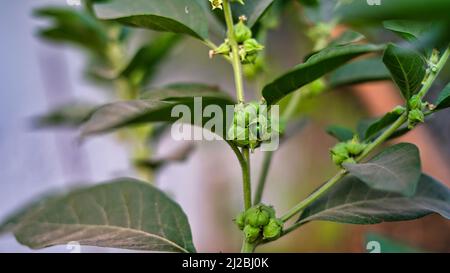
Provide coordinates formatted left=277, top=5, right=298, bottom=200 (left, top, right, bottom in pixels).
left=210, top=16, right=264, bottom=64
left=227, top=102, right=278, bottom=151
left=235, top=204, right=283, bottom=243
left=331, top=136, right=367, bottom=166
left=209, top=0, right=245, bottom=10
left=407, top=95, right=429, bottom=129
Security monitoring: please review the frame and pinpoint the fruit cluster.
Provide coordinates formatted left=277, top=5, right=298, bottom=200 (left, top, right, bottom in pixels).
left=330, top=136, right=367, bottom=166
left=235, top=204, right=283, bottom=243
left=227, top=102, right=277, bottom=151
left=212, top=16, right=264, bottom=64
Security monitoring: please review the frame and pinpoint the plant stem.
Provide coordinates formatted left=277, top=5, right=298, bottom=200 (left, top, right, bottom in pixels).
left=226, top=142, right=251, bottom=209
left=241, top=240, right=256, bottom=253
left=221, top=0, right=254, bottom=252
left=418, top=47, right=450, bottom=99
left=280, top=169, right=347, bottom=222
left=223, top=0, right=245, bottom=103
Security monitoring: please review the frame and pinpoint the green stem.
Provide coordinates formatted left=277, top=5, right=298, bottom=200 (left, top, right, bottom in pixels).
left=280, top=169, right=347, bottom=222
left=418, top=47, right=450, bottom=99
left=223, top=0, right=245, bottom=103
left=221, top=1, right=253, bottom=252
left=226, top=141, right=252, bottom=211
left=241, top=240, right=256, bottom=253
left=241, top=148, right=251, bottom=253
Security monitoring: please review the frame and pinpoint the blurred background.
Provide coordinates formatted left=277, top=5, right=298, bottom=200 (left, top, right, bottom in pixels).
left=0, top=0, right=449, bottom=252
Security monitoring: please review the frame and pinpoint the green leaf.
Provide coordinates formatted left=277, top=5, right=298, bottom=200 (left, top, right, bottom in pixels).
left=329, top=58, right=391, bottom=88
left=120, top=34, right=181, bottom=87
left=94, top=0, right=208, bottom=40
left=32, top=102, right=96, bottom=129
left=382, top=44, right=426, bottom=100
left=34, top=7, right=109, bottom=56
left=232, top=0, right=274, bottom=28
left=13, top=178, right=196, bottom=252
left=262, top=44, right=384, bottom=105
left=297, top=174, right=450, bottom=225
left=82, top=83, right=235, bottom=136
left=326, top=125, right=354, bottom=142
left=343, top=143, right=421, bottom=196
left=435, top=83, right=450, bottom=110
left=383, top=20, right=433, bottom=41
left=363, top=111, right=403, bottom=140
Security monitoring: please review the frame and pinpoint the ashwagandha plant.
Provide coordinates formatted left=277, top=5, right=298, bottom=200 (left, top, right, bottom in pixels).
left=1, top=0, right=450, bottom=253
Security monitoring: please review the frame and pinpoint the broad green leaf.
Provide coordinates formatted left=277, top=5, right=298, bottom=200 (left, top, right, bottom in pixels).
left=13, top=178, right=196, bottom=253
left=35, top=7, right=109, bottom=56
left=336, top=0, right=450, bottom=23
left=82, top=83, right=235, bottom=136
left=297, top=174, right=450, bottom=225
left=120, top=34, right=180, bottom=87
left=329, top=58, right=391, bottom=88
left=262, top=44, right=384, bottom=105
left=382, top=44, right=426, bottom=100
left=363, top=110, right=403, bottom=141
left=383, top=20, right=433, bottom=41
left=94, top=0, right=208, bottom=40
left=326, top=125, right=354, bottom=142
left=32, top=102, right=96, bottom=129
left=231, top=0, right=274, bottom=28
left=435, top=83, right=450, bottom=110
left=343, top=143, right=421, bottom=196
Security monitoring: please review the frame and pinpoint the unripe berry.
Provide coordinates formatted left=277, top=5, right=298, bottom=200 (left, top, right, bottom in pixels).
left=243, top=39, right=264, bottom=54
left=235, top=211, right=246, bottom=230
left=234, top=20, right=252, bottom=44
left=214, top=41, right=231, bottom=56
left=346, top=138, right=366, bottom=156
left=244, top=225, right=260, bottom=243
left=246, top=206, right=270, bottom=227
left=263, top=218, right=283, bottom=240
left=407, top=109, right=425, bottom=129
left=408, top=95, right=422, bottom=110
